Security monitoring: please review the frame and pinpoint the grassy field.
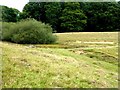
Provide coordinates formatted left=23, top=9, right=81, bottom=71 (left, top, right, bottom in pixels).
left=1, top=32, right=118, bottom=88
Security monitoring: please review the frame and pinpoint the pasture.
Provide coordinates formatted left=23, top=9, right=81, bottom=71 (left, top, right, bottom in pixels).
left=1, top=32, right=118, bottom=88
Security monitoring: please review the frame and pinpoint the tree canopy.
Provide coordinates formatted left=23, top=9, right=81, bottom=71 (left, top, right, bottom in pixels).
left=60, top=2, right=87, bottom=32
left=1, top=5, right=20, bottom=22
left=2, top=2, right=120, bottom=32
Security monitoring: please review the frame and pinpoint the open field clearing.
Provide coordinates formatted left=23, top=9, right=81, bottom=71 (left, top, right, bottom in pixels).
left=2, top=32, right=118, bottom=88
left=56, top=32, right=118, bottom=43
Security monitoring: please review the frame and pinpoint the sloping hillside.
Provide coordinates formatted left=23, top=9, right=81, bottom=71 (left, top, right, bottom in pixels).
left=2, top=32, right=118, bottom=88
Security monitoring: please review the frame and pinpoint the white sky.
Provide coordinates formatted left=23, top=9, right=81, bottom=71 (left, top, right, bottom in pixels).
left=0, top=0, right=29, bottom=12
left=0, top=0, right=120, bottom=12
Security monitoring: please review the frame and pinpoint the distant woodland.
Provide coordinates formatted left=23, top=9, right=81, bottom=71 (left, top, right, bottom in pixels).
left=1, top=2, right=120, bottom=32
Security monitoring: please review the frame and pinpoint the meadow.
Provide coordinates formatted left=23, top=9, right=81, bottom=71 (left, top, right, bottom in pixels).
left=1, top=32, right=118, bottom=88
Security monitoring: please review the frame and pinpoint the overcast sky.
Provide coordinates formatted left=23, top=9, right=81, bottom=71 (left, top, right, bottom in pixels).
left=0, top=0, right=120, bottom=12
left=0, top=0, right=29, bottom=12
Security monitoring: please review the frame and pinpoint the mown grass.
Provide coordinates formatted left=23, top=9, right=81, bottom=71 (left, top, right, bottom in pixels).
left=2, top=32, right=118, bottom=88
left=55, top=32, right=118, bottom=43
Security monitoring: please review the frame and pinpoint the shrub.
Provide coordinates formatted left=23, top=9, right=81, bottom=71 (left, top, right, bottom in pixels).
left=2, top=19, right=57, bottom=44
left=2, top=22, right=15, bottom=41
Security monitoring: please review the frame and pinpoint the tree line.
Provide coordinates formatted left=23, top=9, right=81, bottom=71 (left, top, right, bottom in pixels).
left=1, top=2, right=120, bottom=32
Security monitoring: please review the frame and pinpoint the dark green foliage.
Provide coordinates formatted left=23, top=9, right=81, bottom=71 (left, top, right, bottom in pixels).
left=22, top=2, right=62, bottom=32
left=2, top=19, right=57, bottom=44
left=118, top=1, right=120, bottom=4
left=22, top=2, right=41, bottom=21
left=21, top=2, right=46, bottom=22
left=44, top=2, right=62, bottom=32
left=60, top=3, right=87, bottom=32
left=5, top=2, right=120, bottom=32
left=80, top=2, right=120, bottom=31
left=1, top=5, right=20, bottom=22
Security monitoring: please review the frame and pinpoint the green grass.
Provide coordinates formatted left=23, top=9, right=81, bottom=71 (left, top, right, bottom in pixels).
left=55, top=32, right=118, bottom=43
left=2, top=32, right=118, bottom=88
